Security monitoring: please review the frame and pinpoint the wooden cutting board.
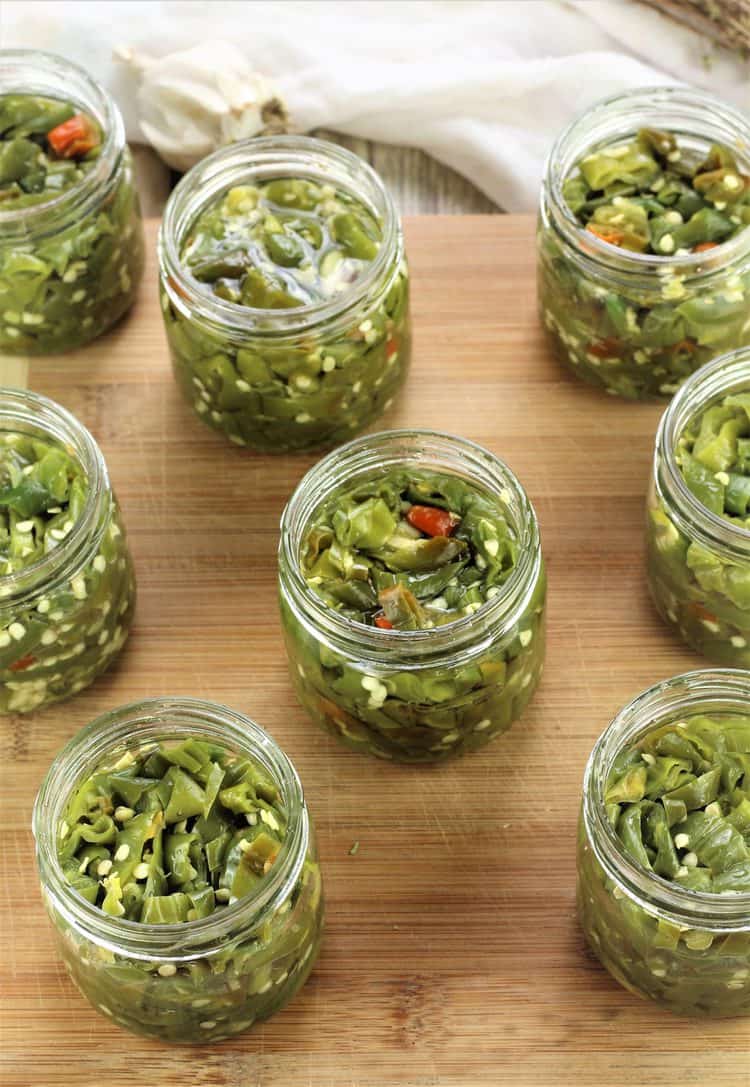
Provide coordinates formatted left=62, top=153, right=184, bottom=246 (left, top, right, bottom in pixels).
left=1, top=218, right=747, bottom=1087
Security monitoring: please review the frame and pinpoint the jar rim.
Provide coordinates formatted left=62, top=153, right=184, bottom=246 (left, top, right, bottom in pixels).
left=158, top=134, right=402, bottom=337
left=542, top=84, right=750, bottom=285
left=278, top=427, right=543, bottom=663
left=654, top=348, right=750, bottom=558
left=582, top=668, right=750, bottom=930
left=0, top=388, right=109, bottom=607
left=32, top=696, right=310, bottom=959
left=0, top=50, right=124, bottom=239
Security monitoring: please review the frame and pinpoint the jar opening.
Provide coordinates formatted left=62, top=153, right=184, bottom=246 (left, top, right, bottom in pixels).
left=0, top=50, right=124, bottom=239
left=0, top=389, right=108, bottom=607
left=583, top=668, right=750, bottom=929
left=655, top=348, right=750, bottom=557
left=543, top=86, right=750, bottom=283
left=158, top=135, right=401, bottom=337
left=279, top=428, right=542, bottom=663
left=32, top=697, right=309, bottom=959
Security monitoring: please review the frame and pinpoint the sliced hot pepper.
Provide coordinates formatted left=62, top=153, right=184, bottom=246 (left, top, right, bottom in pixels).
left=588, top=337, right=623, bottom=359
left=47, top=113, right=99, bottom=159
left=585, top=223, right=624, bottom=247
left=687, top=602, right=719, bottom=624
left=9, top=653, right=36, bottom=672
left=406, top=504, right=460, bottom=538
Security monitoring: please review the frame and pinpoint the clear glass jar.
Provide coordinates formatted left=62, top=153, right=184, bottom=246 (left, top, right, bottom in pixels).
left=0, top=389, right=135, bottom=712
left=278, top=429, right=546, bottom=762
left=537, top=86, right=750, bottom=400
left=647, top=349, right=750, bottom=665
left=0, top=50, right=144, bottom=355
left=578, top=669, right=750, bottom=1017
left=33, top=696, right=324, bottom=1044
left=158, top=135, right=410, bottom=453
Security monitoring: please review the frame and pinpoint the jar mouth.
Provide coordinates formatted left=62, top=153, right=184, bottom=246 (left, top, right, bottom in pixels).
left=0, top=389, right=108, bottom=608
left=543, top=85, right=750, bottom=283
left=158, top=135, right=401, bottom=337
left=278, top=428, right=542, bottom=663
left=583, top=668, right=750, bottom=929
left=0, top=50, right=123, bottom=240
left=32, top=697, right=309, bottom=959
left=655, top=349, right=750, bottom=557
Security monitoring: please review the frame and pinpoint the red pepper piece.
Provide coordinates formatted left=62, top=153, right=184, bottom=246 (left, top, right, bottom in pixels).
left=692, top=241, right=719, bottom=253
left=386, top=336, right=399, bottom=360
left=47, top=114, right=99, bottom=158
left=588, top=337, right=623, bottom=359
left=688, top=602, right=718, bottom=624
left=374, top=615, right=393, bottom=630
left=586, top=224, right=624, bottom=247
left=672, top=339, right=698, bottom=356
left=9, top=653, right=36, bottom=672
left=406, top=505, right=460, bottom=537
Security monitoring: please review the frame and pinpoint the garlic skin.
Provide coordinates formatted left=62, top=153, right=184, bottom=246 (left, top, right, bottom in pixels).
left=117, top=40, right=287, bottom=172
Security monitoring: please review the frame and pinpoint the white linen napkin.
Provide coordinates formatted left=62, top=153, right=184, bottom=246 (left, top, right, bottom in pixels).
left=1, top=0, right=746, bottom=211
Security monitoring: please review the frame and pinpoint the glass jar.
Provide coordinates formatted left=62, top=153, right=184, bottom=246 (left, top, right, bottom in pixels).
left=0, top=389, right=135, bottom=713
left=0, top=50, right=144, bottom=356
left=158, top=135, right=410, bottom=453
left=647, top=349, right=750, bottom=665
left=578, top=669, right=750, bottom=1017
left=33, top=696, right=324, bottom=1044
left=278, top=429, right=546, bottom=762
left=537, top=86, right=750, bottom=400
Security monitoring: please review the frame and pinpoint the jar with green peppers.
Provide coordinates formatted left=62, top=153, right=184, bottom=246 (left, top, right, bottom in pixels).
left=578, top=669, right=750, bottom=1017
left=647, top=349, right=750, bottom=665
left=158, top=136, right=410, bottom=453
left=278, top=429, right=546, bottom=763
left=33, top=697, right=324, bottom=1044
left=538, top=87, right=750, bottom=400
left=0, top=389, right=135, bottom=713
left=0, top=50, right=144, bottom=355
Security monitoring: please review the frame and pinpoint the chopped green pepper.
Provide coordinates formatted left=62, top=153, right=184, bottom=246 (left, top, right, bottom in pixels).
left=0, top=431, right=135, bottom=712
left=0, top=91, right=144, bottom=355
left=648, top=388, right=750, bottom=666
left=579, top=713, right=750, bottom=1016
left=565, top=131, right=749, bottom=256
left=281, top=465, right=546, bottom=762
left=539, top=126, right=750, bottom=399
left=53, top=736, right=323, bottom=1043
left=161, top=171, right=410, bottom=452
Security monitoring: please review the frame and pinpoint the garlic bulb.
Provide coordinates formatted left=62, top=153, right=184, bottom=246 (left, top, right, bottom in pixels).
left=116, top=40, right=287, bottom=172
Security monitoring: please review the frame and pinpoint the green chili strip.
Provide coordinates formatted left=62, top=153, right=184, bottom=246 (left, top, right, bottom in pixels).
left=300, top=468, right=518, bottom=630
left=563, top=129, right=750, bottom=255
left=0, top=433, right=85, bottom=574
left=0, top=93, right=101, bottom=208
left=605, top=714, right=750, bottom=893
left=676, top=392, right=750, bottom=527
left=59, top=739, right=288, bottom=922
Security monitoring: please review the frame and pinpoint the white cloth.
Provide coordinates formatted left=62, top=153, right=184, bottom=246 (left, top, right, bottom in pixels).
left=1, top=1, right=747, bottom=211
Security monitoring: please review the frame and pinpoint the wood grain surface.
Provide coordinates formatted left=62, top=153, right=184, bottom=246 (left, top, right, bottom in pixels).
left=131, top=135, right=500, bottom=220
left=1, top=217, right=748, bottom=1087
